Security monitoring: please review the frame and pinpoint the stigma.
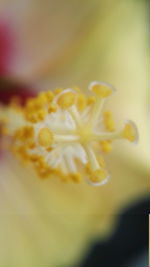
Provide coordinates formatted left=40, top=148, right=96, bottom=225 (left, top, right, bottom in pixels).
left=0, top=81, right=139, bottom=186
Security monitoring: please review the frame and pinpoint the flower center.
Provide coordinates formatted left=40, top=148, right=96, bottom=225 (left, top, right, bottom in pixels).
left=1, top=81, right=139, bottom=186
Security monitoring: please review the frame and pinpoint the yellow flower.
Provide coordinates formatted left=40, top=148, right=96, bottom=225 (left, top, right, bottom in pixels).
left=0, top=0, right=149, bottom=266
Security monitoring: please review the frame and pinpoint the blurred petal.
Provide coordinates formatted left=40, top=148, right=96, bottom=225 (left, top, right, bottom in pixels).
left=0, top=18, right=16, bottom=75
left=0, top=152, right=149, bottom=266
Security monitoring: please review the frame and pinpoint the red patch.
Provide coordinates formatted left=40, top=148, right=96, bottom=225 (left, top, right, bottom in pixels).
left=0, top=85, right=36, bottom=106
left=0, top=20, right=16, bottom=75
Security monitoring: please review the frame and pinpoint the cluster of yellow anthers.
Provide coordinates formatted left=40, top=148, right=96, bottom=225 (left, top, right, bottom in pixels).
left=1, top=81, right=138, bottom=186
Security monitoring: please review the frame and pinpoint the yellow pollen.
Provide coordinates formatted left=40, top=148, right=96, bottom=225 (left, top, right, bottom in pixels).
left=25, top=113, right=38, bottom=123
left=26, top=98, right=35, bottom=110
left=48, top=103, right=57, bottom=113
left=35, top=98, right=46, bottom=109
left=36, top=165, right=51, bottom=179
left=71, top=173, right=82, bottom=183
left=90, top=169, right=107, bottom=183
left=27, top=142, right=36, bottom=149
left=14, top=145, right=30, bottom=163
left=37, top=92, right=49, bottom=106
left=37, top=109, right=47, bottom=121
left=90, top=83, right=112, bottom=97
left=87, top=96, right=96, bottom=105
left=100, top=140, right=112, bottom=153
left=57, top=92, right=76, bottom=109
left=122, top=122, right=137, bottom=142
left=46, top=91, right=54, bottom=102
left=38, top=127, right=54, bottom=147
left=30, top=154, right=42, bottom=162
left=46, top=147, right=53, bottom=152
left=14, top=126, right=34, bottom=141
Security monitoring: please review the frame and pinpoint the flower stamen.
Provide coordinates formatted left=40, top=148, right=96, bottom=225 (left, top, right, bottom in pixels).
left=1, top=81, right=138, bottom=186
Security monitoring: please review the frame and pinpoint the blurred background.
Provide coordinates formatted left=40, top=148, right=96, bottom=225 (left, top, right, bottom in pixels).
left=0, top=0, right=150, bottom=266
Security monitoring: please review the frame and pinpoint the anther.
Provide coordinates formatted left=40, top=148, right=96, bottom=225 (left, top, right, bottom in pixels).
left=57, top=91, right=76, bottom=109
left=89, top=81, right=115, bottom=98
left=122, top=120, right=139, bottom=143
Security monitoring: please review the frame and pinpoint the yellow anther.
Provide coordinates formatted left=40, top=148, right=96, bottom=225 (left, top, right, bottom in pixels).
left=15, top=126, right=34, bottom=141
left=30, top=154, right=42, bottom=162
left=52, top=168, right=62, bottom=176
left=46, top=147, right=53, bottom=152
left=87, top=96, right=96, bottom=105
left=25, top=113, right=38, bottom=123
left=37, top=92, right=49, bottom=106
left=76, top=94, right=87, bottom=111
left=34, top=155, right=47, bottom=165
left=90, top=169, right=107, bottom=183
left=57, top=92, right=76, bottom=109
left=100, top=140, right=112, bottom=153
left=27, top=142, right=36, bottom=149
left=26, top=98, right=34, bottom=108
left=89, top=82, right=113, bottom=98
left=71, top=173, right=82, bottom=183
left=36, top=165, right=51, bottom=179
left=103, top=111, right=115, bottom=132
left=48, top=103, right=57, bottom=113
left=32, top=156, right=52, bottom=178
left=25, top=126, right=34, bottom=138
left=46, top=91, right=54, bottom=102
left=15, top=145, right=30, bottom=163
left=122, top=121, right=138, bottom=142
left=37, top=109, right=47, bottom=121
left=38, top=127, right=54, bottom=148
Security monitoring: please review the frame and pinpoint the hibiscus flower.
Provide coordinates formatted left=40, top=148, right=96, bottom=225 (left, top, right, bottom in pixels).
left=0, top=1, right=149, bottom=266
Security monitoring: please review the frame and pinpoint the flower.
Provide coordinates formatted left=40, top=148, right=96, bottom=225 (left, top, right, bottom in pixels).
left=0, top=1, right=149, bottom=266
left=1, top=81, right=138, bottom=186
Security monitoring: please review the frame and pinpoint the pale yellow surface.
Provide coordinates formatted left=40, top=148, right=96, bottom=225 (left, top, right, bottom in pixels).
left=0, top=154, right=149, bottom=267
